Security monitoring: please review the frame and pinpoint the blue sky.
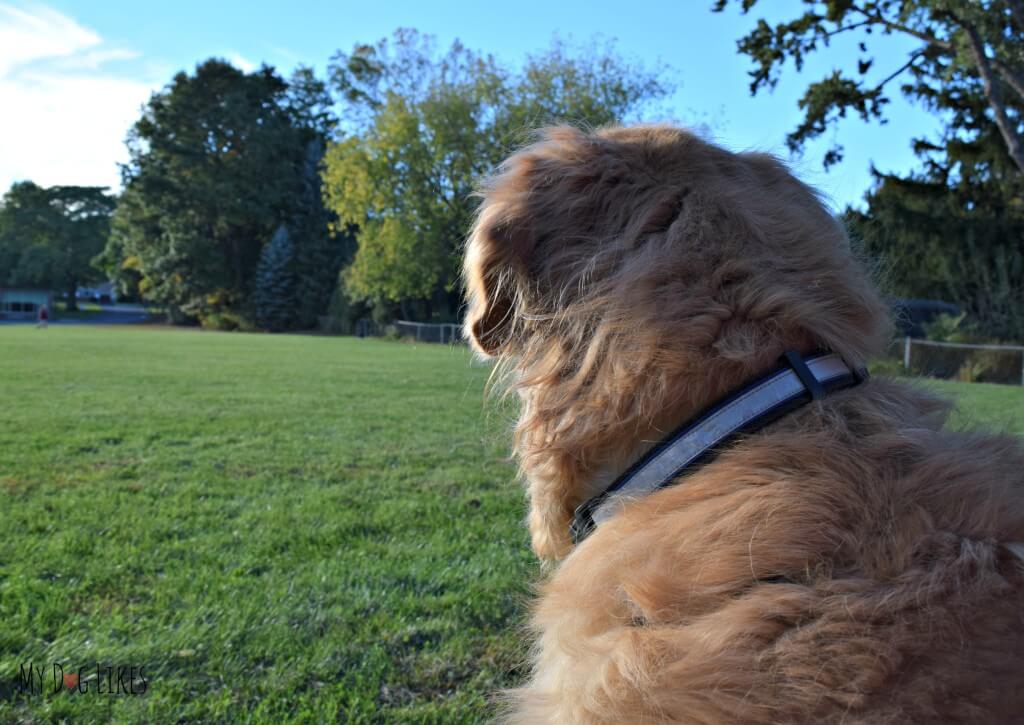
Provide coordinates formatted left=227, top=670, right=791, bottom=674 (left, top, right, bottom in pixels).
left=0, top=0, right=945, bottom=211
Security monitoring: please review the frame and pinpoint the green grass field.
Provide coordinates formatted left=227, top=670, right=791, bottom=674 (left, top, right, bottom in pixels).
left=2, top=327, right=1022, bottom=723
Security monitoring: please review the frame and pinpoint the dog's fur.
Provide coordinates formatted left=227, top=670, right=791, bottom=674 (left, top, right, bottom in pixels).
left=463, top=125, right=1024, bottom=723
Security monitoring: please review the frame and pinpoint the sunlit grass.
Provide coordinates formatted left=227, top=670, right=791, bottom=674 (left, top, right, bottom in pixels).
left=1, top=326, right=1021, bottom=722
left=1, top=327, right=533, bottom=723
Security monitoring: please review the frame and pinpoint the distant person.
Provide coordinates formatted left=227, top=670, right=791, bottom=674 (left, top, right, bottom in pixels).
left=36, top=305, right=49, bottom=329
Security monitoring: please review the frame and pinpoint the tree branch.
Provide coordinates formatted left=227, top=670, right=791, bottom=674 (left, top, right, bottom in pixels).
left=851, top=6, right=954, bottom=51
left=963, top=23, right=1024, bottom=173
left=874, top=51, right=925, bottom=92
left=821, top=18, right=875, bottom=39
left=1008, top=0, right=1024, bottom=34
left=989, top=56, right=1024, bottom=104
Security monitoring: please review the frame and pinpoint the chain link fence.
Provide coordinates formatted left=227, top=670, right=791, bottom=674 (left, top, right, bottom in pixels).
left=318, top=317, right=464, bottom=343
left=900, top=337, right=1024, bottom=385
left=393, top=320, right=464, bottom=344
left=324, top=317, right=1024, bottom=383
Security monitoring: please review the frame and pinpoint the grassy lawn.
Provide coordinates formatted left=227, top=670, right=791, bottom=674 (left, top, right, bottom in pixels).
left=1, top=327, right=533, bottom=723
left=932, top=378, right=1024, bottom=436
left=1, top=327, right=1022, bottom=723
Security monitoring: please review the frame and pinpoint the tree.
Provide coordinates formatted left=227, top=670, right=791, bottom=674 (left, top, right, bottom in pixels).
left=253, top=225, right=297, bottom=331
left=0, top=182, right=52, bottom=288
left=0, top=181, right=115, bottom=309
left=714, top=0, right=1024, bottom=172
left=9, top=244, right=57, bottom=288
left=717, top=1, right=1024, bottom=339
left=321, top=30, right=672, bottom=319
left=289, top=138, right=354, bottom=329
left=848, top=163, right=1024, bottom=340
left=104, top=59, right=343, bottom=329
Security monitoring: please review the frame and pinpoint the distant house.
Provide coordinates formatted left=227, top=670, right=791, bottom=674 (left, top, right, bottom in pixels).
left=0, top=288, right=53, bottom=319
left=76, top=281, right=117, bottom=303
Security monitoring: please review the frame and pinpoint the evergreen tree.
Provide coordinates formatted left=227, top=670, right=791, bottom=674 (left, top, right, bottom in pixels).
left=253, top=225, right=297, bottom=331
left=848, top=163, right=1024, bottom=340
left=716, top=0, right=1024, bottom=339
left=290, top=139, right=353, bottom=329
left=104, top=60, right=337, bottom=328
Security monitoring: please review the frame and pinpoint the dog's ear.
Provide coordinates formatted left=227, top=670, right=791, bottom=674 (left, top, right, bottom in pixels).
left=463, top=202, right=534, bottom=357
left=464, top=126, right=602, bottom=356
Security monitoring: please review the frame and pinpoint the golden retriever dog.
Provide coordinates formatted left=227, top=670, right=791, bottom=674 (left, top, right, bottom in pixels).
left=462, top=125, right=1024, bottom=723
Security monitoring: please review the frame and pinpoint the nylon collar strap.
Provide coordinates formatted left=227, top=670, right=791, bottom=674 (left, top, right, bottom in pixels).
left=569, top=350, right=868, bottom=545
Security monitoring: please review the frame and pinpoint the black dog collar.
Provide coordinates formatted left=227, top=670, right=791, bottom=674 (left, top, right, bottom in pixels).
left=569, top=350, right=868, bottom=545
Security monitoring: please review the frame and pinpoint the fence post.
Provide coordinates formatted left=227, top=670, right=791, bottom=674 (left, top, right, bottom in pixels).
left=903, top=336, right=911, bottom=371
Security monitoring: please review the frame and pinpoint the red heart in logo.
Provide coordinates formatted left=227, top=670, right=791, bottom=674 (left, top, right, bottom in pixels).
left=64, top=672, right=79, bottom=690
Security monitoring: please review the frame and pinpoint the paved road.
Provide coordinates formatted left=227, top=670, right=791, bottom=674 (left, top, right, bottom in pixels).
left=0, top=303, right=158, bottom=325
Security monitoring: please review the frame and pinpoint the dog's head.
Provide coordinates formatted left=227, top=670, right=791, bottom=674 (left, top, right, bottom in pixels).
left=464, top=124, right=890, bottom=559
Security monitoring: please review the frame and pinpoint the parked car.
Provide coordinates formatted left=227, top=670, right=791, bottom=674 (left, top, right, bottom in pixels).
left=890, top=298, right=962, bottom=338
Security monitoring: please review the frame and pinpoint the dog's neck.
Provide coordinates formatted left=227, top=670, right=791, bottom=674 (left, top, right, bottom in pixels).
left=514, top=342, right=820, bottom=560
left=570, top=352, right=867, bottom=544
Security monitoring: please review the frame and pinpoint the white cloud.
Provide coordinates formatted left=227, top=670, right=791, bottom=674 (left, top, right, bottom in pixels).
left=267, top=45, right=301, bottom=65
left=227, top=52, right=255, bottom=73
left=54, top=47, right=142, bottom=71
left=0, top=3, right=157, bottom=192
left=0, top=2, right=99, bottom=75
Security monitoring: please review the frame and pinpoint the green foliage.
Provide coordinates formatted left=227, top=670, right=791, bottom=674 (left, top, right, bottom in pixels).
left=290, top=140, right=357, bottom=330
left=8, top=244, right=56, bottom=287
left=717, top=1, right=1024, bottom=339
left=847, top=156, right=1024, bottom=340
left=914, top=314, right=1021, bottom=382
left=104, top=60, right=343, bottom=329
left=715, top=0, right=1024, bottom=172
left=922, top=312, right=984, bottom=343
left=322, top=30, right=673, bottom=316
left=318, top=276, right=371, bottom=335
left=253, top=225, right=297, bottom=331
left=0, top=181, right=115, bottom=308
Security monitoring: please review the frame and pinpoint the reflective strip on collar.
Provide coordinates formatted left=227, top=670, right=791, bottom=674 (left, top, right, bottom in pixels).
left=1004, top=542, right=1024, bottom=564
left=589, top=354, right=854, bottom=528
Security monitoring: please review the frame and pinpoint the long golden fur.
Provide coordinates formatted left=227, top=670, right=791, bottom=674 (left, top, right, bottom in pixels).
left=462, top=124, right=1024, bottom=723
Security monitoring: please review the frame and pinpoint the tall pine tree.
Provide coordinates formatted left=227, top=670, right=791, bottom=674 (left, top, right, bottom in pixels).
left=253, top=225, right=297, bottom=331
left=290, top=139, right=353, bottom=329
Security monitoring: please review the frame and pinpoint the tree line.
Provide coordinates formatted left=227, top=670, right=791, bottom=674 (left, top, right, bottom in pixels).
left=1, top=4, right=1022, bottom=340
left=718, top=0, right=1024, bottom=341
left=0, top=184, right=115, bottom=311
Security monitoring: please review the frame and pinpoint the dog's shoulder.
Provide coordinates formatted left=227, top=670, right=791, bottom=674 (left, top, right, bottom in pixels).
left=517, top=379, right=1024, bottom=723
